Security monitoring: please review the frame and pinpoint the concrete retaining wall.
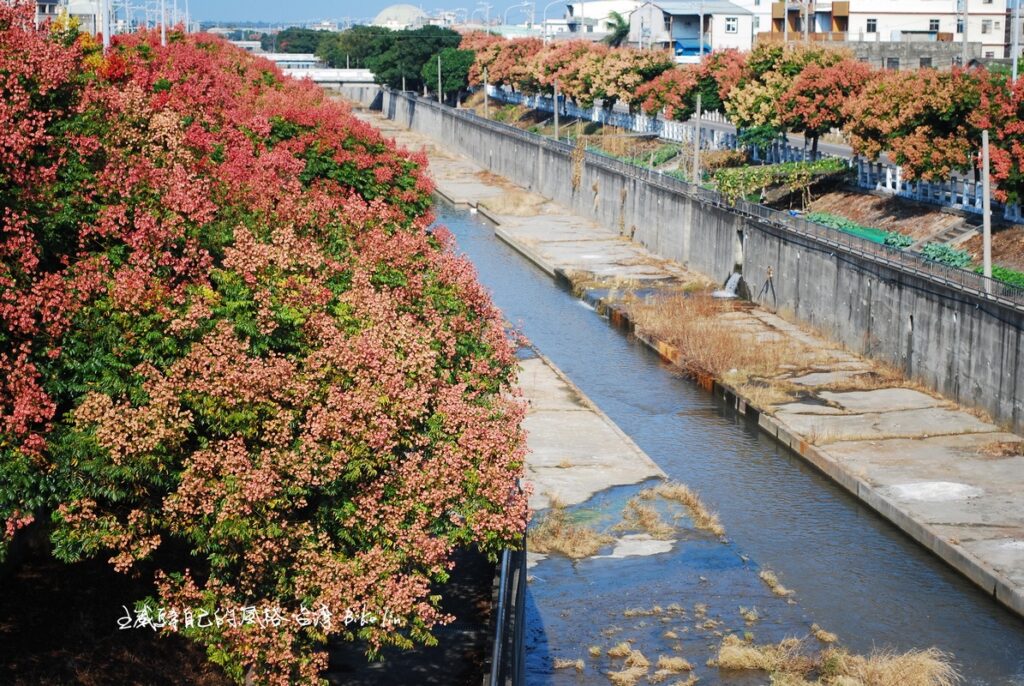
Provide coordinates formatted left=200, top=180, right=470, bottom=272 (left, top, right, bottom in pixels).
left=358, top=87, right=1024, bottom=434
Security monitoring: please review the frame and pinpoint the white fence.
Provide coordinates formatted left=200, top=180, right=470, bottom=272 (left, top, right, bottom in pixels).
left=485, top=86, right=1024, bottom=223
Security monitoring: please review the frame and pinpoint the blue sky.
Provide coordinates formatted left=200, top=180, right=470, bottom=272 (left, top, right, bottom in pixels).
left=196, top=1, right=454, bottom=24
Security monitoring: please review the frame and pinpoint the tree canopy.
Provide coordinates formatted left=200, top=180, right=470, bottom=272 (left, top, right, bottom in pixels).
left=259, top=27, right=331, bottom=53
left=421, top=47, right=475, bottom=99
left=366, top=26, right=462, bottom=91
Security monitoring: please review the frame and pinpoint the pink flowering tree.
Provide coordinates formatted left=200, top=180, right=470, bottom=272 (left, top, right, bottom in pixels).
left=0, top=4, right=528, bottom=684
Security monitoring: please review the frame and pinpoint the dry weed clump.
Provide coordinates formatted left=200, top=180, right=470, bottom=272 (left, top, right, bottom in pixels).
left=657, top=655, right=694, bottom=672
left=589, top=645, right=603, bottom=657
left=625, top=650, right=650, bottom=669
left=819, top=647, right=960, bottom=686
left=528, top=504, right=613, bottom=559
left=715, top=635, right=960, bottom=686
left=626, top=294, right=790, bottom=381
left=615, top=497, right=676, bottom=538
left=653, top=482, right=725, bottom=536
left=608, top=665, right=648, bottom=686
left=717, top=635, right=813, bottom=674
left=811, top=624, right=838, bottom=643
left=759, top=569, right=794, bottom=597
left=740, top=606, right=760, bottom=624
left=980, top=440, right=1024, bottom=458
left=554, top=658, right=585, bottom=672
left=608, top=642, right=633, bottom=658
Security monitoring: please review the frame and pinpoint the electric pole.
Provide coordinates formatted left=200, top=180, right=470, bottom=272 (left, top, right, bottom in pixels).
left=983, top=130, right=993, bottom=292
left=484, top=66, right=489, bottom=119
left=438, top=54, right=442, bottom=104
left=961, top=0, right=969, bottom=67
left=554, top=79, right=560, bottom=141
left=160, top=0, right=166, bottom=46
left=1013, top=0, right=1021, bottom=81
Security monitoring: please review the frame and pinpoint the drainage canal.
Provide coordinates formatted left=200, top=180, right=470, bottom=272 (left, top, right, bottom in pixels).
left=435, top=205, right=1024, bottom=685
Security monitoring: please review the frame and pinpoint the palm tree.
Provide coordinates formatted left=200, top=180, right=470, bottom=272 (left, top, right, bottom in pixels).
left=602, top=11, right=630, bottom=47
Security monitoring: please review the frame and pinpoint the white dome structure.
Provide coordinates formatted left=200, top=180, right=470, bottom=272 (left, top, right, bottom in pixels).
left=372, top=4, right=428, bottom=30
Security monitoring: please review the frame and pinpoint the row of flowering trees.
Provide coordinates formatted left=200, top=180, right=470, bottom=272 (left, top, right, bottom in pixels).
left=461, top=34, right=1024, bottom=205
left=1, top=3, right=527, bottom=684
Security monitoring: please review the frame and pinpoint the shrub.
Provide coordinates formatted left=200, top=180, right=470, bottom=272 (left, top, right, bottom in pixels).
left=921, top=243, right=973, bottom=268
left=0, top=6, right=527, bottom=684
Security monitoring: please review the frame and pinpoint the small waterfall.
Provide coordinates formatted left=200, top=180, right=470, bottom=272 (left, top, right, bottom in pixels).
left=712, top=272, right=741, bottom=299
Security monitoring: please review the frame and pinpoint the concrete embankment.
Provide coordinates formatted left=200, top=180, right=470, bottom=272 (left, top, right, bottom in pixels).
left=342, top=85, right=1024, bottom=440
left=344, top=95, right=1024, bottom=620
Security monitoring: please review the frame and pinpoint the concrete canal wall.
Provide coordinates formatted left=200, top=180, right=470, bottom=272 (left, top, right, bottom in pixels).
left=341, top=86, right=1024, bottom=435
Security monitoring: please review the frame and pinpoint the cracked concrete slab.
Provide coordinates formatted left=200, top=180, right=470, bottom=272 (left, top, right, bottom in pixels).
left=518, top=356, right=665, bottom=511
left=818, top=388, right=944, bottom=413
left=776, top=406, right=998, bottom=441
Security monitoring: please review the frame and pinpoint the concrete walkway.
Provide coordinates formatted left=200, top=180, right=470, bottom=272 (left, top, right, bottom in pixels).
left=348, top=103, right=1024, bottom=619
left=518, top=353, right=664, bottom=513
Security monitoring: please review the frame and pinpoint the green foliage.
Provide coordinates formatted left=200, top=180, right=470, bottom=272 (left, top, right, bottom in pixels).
left=714, top=158, right=847, bottom=205
left=806, top=211, right=913, bottom=248
left=366, top=26, right=461, bottom=92
left=921, top=243, right=973, bottom=268
left=260, top=27, right=332, bottom=54
left=601, top=11, right=631, bottom=47
left=317, top=25, right=382, bottom=68
left=737, top=125, right=782, bottom=150
left=978, top=265, right=1024, bottom=288
left=420, top=47, right=475, bottom=98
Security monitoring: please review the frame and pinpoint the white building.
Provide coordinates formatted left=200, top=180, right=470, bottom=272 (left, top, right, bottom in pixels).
left=766, top=0, right=1008, bottom=59
left=629, top=0, right=754, bottom=60
left=564, top=0, right=644, bottom=33
left=371, top=3, right=428, bottom=30
left=260, top=53, right=326, bottom=70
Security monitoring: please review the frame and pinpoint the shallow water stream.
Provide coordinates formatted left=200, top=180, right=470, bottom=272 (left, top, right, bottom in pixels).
left=435, top=205, right=1024, bottom=685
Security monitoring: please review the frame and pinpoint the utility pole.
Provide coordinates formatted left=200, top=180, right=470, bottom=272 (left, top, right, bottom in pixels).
left=438, top=54, right=443, bottom=104
left=692, top=93, right=702, bottom=183
left=982, top=130, right=993, bottom=292
left=1013, top=0, right=1021, bottom=81
left=783, top=1, right=788, bottom=44
left=484, top=66, right=489, bottom=119
left=554, top=79, right=560, bottom=141
left=961, top=0, right=969, bottom=67
left=803, top=0, right=809, bottom=43
left=101, top=0, right=110, bottom=49
left=160, top=0, right=166, bottom=46
left=185, top=0, right=190, bottom=32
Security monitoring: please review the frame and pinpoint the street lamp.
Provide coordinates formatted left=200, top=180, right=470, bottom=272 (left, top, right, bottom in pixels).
left=504, top=1, right=530, bottom=25
left=476, top=1, right=493, bottom=33
left=542, top=0, right=563, bottom=43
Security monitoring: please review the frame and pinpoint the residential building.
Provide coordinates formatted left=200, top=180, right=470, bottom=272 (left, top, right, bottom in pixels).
left=564, top=0, right=644, bottom=33
left=35, top=1, right=60, bottom=25
left=629, top=0, right=754, bottom=61
left=765, top=0, right=1008, bottom=59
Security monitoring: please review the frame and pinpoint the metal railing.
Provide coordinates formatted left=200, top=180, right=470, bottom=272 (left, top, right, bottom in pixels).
left=483, top=85, right=1024, bottom=221
left=486, top=541, right=527, bottom=686
left=391, top=90, right=1024, bottom=311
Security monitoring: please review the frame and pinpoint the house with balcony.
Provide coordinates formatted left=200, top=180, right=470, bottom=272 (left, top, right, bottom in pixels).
left=764, top=0, right=1008, bottom=60
left=628, top=0, right=754, bottom=61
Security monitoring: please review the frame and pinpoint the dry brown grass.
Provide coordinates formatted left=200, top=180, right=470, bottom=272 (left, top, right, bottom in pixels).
left=608, top=665, right=648, bottom=686
left=980, top=440, right=1024, bottom=458
left=734, top=382, right=795, bottom=410
left=657, top=655, right=693, bottom=672
left=740, top=607, right=760, bottom=624
left=717, top=635, right=813, bottom=674
left=589, top=645, right=602, bottom=658
left=819, top=647, right=960, bottom=686
left=625, top=650, right=650, bottom=669
left=528, top=504, right=613, bottom=559
left=663, top=630, right=679, bottom=639
left=478, top=190, right=548, bottom=216
left=608, top=642, right=633, bottom=658
left=810, top=624, right=837, bottom=644
left=653, top=482, right=725, bottom=536
left=553, top=658, right=585, bottom=672
left=759, top=570, right=795, bottom=597
left=627, top=295, right=791, bottom=381
left=614, top=497, right=676, bottom=538
left=714, top=636, right=960, bottom=686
